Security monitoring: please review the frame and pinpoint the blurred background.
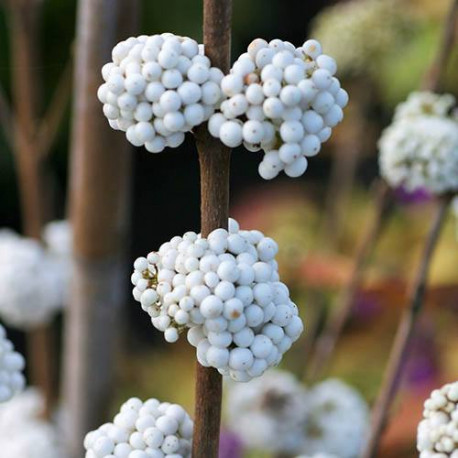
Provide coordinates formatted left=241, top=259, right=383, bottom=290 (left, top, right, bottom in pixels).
left=0, top=0, right=457, bottom=457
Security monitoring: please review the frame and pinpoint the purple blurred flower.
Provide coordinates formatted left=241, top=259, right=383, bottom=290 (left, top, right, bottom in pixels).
left=406, top=325, right=439, bottom=388
left=352, top=292, right=381, bottom=322
left=394, top=185, right=432, bottom=205
left=406, top=354, right=438, bottom=387
left=219, top=430, right=243, bottom=458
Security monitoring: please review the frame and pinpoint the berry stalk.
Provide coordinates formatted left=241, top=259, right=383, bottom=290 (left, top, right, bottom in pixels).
left=307, top=180, right=392, bottom=381
left=192, top=1, right=232, bottom=457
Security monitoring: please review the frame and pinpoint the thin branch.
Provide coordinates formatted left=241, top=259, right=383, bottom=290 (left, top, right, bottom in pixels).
left=307, top=181, right=393, bottom=381
left=37, top=56, right=73, bottom=158
left=192, top=2, right=232, bottom=458
left=0, top=82, right=13, bottom=148
left=361, top=194, right=452, bottom=458
left=8, top=0, right=42, bottom=155
left=421, top=0, right=458, bottom=92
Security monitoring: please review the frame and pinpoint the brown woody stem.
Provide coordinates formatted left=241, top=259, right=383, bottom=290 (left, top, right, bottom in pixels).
left=192, top=1, right=232, bottom=457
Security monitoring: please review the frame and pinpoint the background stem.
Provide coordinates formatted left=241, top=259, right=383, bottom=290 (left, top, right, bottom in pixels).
left=421, top=0, right=458, bottom=92
left=8, top=0, right=56, bottom=416
left=62, top=1, right=137, bottom=456
left=308, top=181, right=392, bottom=381
left=192, top=1, right=232, bottom=457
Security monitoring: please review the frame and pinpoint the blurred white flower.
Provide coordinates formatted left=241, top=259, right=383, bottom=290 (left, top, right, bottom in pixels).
left=0, top=388, right=63, bottom=458
left=417, top=381, right=458, bottom=457
left=393, top=91, right=456, bottom=120
left=43, top=220, right=72, bottom=258
left=0, top=221, right=72, bottom=329
left=379, top=92, right=458, bottom=195
left=301, top=379, right=369, bottom=458
left=43, top=220, right=73, bottom=304
left=226, top=370, right=308, bottom=454
left=311, top=0, right=417, bottom=77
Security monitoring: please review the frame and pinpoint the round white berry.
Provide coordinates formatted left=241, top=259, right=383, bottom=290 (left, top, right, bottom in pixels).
left=219, top=121, right=243, bottom=147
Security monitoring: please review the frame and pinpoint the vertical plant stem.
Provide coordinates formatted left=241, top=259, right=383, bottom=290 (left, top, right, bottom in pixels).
left=361, top=195, right=451, bottom=458
left=308, top=181, right=392, bottom=381
left=192, top=1, right=232, bottom=457
left=62, top=1, right=137, bottom=457
left=7, top=0, right=56, bottom=416
left=8, top=0, right=47, bottom=240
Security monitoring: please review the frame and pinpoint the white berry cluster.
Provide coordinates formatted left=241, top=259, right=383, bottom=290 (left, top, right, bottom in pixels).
left=0, top=228, right=66, bottom=329
left=226, top=370, right=308, bottom=454
left=98, top=33, right=224, bottom=153
left=311, top=0, right=417, bottom=77
left=301, top=379, right=369, bottom=458
left=84, top=397, right=193, bottom=458
left=417, top=381, right=458, bottom=457
left=0, top=324, right=25, bottom=402
left=379, top=92, right=458, bottom=195
left=0, top=389, right=63, bottom=458
left=131, top=218, right=303, bottom=382
left=209, top=38, right=348, bottom=179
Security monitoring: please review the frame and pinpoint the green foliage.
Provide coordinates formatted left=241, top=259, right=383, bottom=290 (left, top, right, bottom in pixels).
left=377, top=23, right=439, bottom=107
